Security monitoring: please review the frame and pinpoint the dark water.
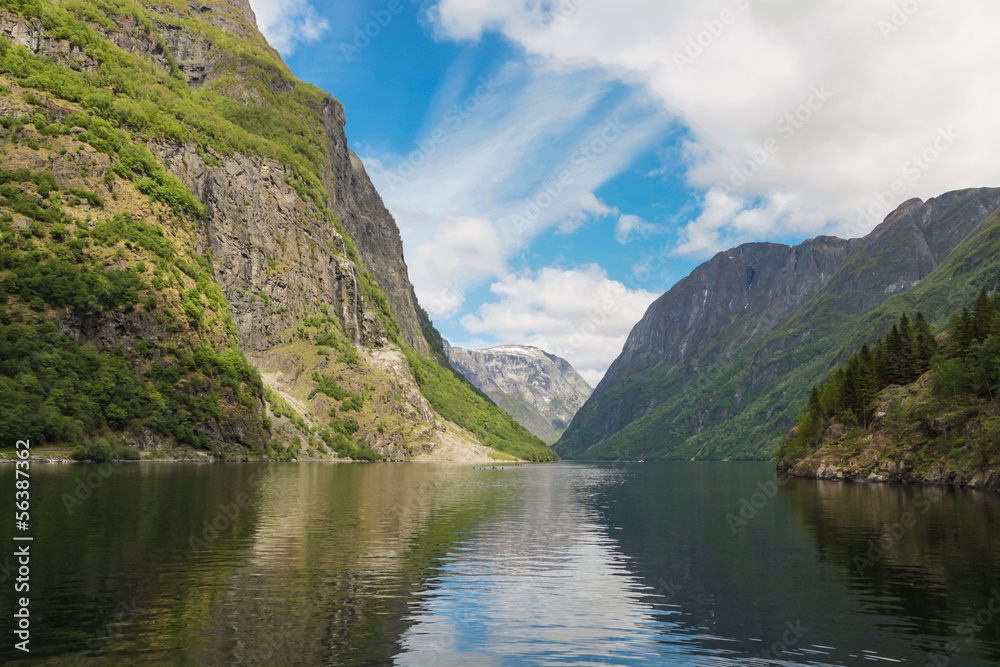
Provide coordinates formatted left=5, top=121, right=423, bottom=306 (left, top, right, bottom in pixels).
left=2, top=461, right=1000, bottom=665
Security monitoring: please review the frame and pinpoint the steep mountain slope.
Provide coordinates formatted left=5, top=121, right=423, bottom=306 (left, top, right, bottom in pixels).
left=445, top=342, right=593, bottom=442
left=557, top=188, right=1000, bottom=461
left=0, top=0, right=555, bottom=461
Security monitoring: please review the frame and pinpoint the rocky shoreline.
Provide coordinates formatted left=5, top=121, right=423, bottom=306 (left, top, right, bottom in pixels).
left=777, top=457, right=1000, bottom=491
left=1, top=447, right=526, bottom=464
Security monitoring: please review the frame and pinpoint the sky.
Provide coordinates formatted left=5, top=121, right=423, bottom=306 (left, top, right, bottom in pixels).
left=248, top=0, right=1000, bottom=386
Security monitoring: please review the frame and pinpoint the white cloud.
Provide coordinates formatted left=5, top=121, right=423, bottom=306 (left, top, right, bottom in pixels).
left=409, top=217, right=505, bottom=318
left=460, top=265, right=659, bottom=385
left=614, top=214, right=662, bottom=245
left=249, top=0, right=329, bottom=55
left=430, top=0, right=1000, bottom=256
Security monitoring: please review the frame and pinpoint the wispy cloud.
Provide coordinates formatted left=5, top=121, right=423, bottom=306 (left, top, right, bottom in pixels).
left=249, top=0, right=329, bottom=55
left=361, top=58, right=671, bottom=318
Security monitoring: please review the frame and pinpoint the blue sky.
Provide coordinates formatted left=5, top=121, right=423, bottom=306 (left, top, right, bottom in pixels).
left=249, top=0, right=1000, bottom=384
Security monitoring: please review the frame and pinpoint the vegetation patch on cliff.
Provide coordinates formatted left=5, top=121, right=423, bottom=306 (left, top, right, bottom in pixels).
left=0, top=92, right=268, bottom=455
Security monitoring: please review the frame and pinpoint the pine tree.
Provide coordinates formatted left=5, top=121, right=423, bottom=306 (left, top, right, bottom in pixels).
left=842, top=356, right=859, bottom=417
left=899, top=312, right=912, bottom=341
left=885, top=323, right=906, bottom=385
left=874, top=338, right=890, bottom=387
left=829, top=368, right=847, bottom=415
left=972, top=288, right=995, bottom=343
left=856, top=344, right=879, bottom=427
left=899, top=312, right=920, bottom=382
left=954, top=307, right=975, bottom=354
left=806, top=386, right=823, bottom=436
left=820, top=371, right=841, bottom=418
left=913, top=311, right=937, bottom=375
left=913, top=312, right=936, bottom=366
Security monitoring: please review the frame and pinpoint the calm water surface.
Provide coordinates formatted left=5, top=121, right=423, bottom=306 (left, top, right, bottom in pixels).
left=2, top=461, right=1000, bottom=665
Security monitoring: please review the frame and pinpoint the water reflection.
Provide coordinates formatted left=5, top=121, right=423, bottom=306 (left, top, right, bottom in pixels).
left=192, top=464, right=521, bottom=665
left=397, top=465, right=689, bottom=665
left=3, top=462, right=1000, bottom=665
left=395, top=464, right=826, bottom=666
left=779, top=477, right=1000, bottom=664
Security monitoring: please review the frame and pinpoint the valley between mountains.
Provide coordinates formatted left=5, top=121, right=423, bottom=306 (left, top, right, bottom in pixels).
left=2, top=0, right=999, bottom=486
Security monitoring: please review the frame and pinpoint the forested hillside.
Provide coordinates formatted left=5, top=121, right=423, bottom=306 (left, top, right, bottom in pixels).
left=780, top=280, right=1000, bottom=487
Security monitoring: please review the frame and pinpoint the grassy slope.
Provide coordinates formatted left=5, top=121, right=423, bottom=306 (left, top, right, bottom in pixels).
left=0, top=0, right=554, bottom=461
left=560, top=208, right=1000, bottom=461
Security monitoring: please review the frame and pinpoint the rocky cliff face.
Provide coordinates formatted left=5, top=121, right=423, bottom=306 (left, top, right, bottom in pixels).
left=445, top=343, right=592, bottom=442
left=321, top=101, right=430, bottom=356
left=106, top=0, right=430, bottom=355
left=602, top=237, right=855, bottom=392
left=558, top=188, right=1000, bottom=461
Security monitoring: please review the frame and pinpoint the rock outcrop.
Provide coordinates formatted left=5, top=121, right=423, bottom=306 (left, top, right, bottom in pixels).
left=779, top=378, right=1000, bottom=491
left=321, top=101, right=431, bottom=356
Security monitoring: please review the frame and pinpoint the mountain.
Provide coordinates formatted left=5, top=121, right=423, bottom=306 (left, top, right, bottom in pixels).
left=444, top=342, right=593, bottom=443
left=0, top=0, right=556, bottom=462
left=556, top=188, right=1000, bottom=461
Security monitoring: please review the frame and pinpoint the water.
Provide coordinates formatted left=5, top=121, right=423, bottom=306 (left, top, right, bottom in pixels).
left=2, top=461, right=1000, bottom=665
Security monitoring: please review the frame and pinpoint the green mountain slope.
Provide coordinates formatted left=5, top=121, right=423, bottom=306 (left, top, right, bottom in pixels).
left=0, top=0, right=554, bottom=461
left=557, top=191, right=1000, bottom=461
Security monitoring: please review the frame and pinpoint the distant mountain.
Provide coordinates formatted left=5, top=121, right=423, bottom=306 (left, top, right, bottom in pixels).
left=556, top=188, right=1000, bottom=461
left=445, top=343, right=593, bottom=442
